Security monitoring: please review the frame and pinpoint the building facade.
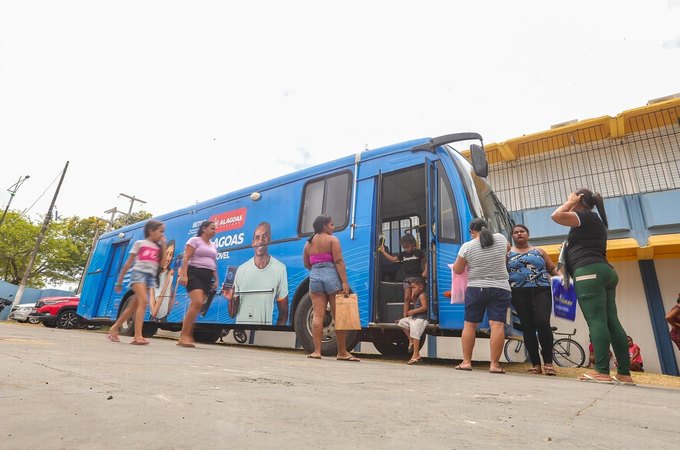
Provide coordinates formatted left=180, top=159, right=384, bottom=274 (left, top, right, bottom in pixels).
left=483, top=96, right=680, bottom=375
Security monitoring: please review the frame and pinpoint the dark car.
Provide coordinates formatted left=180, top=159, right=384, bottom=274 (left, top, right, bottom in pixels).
left=31, top=296, right=81, bottom=329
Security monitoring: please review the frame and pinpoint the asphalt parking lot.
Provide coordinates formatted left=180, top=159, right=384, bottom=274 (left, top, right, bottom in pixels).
left=1, top=322, right=678, bottom=449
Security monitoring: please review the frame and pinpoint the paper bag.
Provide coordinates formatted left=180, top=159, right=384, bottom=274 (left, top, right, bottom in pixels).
left=335, top=293, right=361, bottom=330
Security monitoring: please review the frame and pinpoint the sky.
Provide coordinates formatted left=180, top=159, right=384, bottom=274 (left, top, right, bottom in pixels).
left=1, top=0, right=679, bottom=223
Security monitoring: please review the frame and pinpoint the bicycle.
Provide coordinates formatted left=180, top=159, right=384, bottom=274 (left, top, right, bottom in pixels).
left=219, top=328, right=248, bottom=344
left=503, top=327, right=586, bottom=368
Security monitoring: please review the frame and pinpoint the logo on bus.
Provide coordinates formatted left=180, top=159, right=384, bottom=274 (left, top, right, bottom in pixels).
left=210, top=208, right=247, bottom=232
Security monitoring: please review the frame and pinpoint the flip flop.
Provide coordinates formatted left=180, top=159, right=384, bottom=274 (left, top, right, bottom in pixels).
left=406, top=359, right=422, bottom=365
left=177, top=341, right=196, bottom=348
left=106, top=334, right=120, bottom=343
left=307, top=354, right=322, bottom=359
left=336, top=356, right=360, bottom=362
left=543, top=365, right=557, bottom=376
left=489, top=368, right=506, bottom=374
left=130, top=338, right=149, bottom=345
left=578, top=373, right=615, bottom=384
left=612, top=375, right=636, bottom=386
left=454, top=364, right=473, bottom=371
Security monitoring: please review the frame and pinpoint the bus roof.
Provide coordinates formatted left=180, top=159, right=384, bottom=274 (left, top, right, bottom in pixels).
left=101, top=136, right=431, bottom=238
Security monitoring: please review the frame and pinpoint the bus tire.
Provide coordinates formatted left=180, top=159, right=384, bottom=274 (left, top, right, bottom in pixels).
left=117, top=295, right=157, bottom=338
left=117, top=296, right=135, bottom=336
left=194, top=329, right=222, bottom=344
left=294, top=292, right=359, bottom=357
left=142, top=324, right=158, bottom=338
left=371, top=329, right=426, bottom=356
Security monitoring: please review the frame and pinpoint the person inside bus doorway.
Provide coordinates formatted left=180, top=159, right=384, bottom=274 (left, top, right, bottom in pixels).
left=224, top=221, right=289, bottom=326
left=452, top=218, right=511, bottom=373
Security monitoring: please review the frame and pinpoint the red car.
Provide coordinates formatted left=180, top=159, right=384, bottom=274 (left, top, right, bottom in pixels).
left=31, top=296, right=81, bottom=329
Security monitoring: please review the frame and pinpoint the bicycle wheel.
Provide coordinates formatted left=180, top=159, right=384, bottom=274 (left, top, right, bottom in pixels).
left=504, top=339, right=528, bottom=363
left=553, top=338, right=586, bottom=368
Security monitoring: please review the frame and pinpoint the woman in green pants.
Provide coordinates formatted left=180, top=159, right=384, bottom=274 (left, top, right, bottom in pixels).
left=551, top=189, right=635, bottom=385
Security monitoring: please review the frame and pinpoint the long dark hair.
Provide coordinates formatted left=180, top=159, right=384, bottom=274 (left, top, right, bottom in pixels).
left=469, top=218, right=494, bottom=248
left=144, top=220, right=164, bottom=238
left=575, top=188, right=608, bottom=228
left=197, top=220, right=215, bottom=237
left=308, top=214, right=332, bottom=243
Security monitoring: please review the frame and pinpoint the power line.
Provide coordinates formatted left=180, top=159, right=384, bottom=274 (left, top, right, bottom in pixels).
left=21, top=170, right=62, bottom=216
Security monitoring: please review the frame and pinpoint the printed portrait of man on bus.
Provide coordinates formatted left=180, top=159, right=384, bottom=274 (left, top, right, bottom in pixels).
left=222, top=221, right=289, bottom=325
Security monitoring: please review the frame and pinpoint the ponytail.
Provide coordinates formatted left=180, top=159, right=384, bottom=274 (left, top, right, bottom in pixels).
left=469, top=218, right=494, bottom=248
left=592, top=193, right=608, bottom=229
left=308, top=214, right=332, bottom=243
left=575, top=188, right=608, bottom=229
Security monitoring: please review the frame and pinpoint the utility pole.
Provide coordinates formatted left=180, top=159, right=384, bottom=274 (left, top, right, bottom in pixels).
left=119, top=193, right=146, bottom=224
left=11, top=163, right=68, bottom=309
left=0, top=174, right=30, bottom=229
left=103, top=207, right=127, bottom=232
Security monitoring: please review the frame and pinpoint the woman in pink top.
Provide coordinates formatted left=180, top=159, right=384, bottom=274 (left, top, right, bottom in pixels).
left=108, top=220, right=166, bottom=345
left=177, top=220, right=219, bottom=347
left=303, top=215, right=358, bottom=361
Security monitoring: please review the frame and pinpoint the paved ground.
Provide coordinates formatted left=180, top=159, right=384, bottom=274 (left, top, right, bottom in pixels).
left=1, top=322, right=678, bottom=449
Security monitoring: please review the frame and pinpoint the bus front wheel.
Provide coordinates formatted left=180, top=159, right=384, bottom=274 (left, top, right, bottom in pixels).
left=117, top=295, right=157, bottom=338
left=294, top=293, right=359, bottom=357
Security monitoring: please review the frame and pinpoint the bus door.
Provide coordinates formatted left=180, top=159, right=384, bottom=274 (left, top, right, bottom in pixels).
left=429, top=158, right=465, bottom=330
left=374, top=164, right=428, bottom=324
left=95, top=241, right=128, bottom=317
left=425, top=160, right=439, bottom=322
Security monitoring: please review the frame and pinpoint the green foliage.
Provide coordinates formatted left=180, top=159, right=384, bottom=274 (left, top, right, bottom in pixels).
left=112, top=210, right=153, bottom=229
left=0, top=212, right=105, bottom=288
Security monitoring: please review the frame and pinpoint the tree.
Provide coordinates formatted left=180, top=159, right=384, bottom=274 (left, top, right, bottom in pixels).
left=112, top=210, right=153, bottom=229
left=0, top=212, right=104, bottom=288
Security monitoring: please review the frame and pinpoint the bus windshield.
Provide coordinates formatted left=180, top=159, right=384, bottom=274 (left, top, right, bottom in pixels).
left=446, top=145, right=514, bottom=238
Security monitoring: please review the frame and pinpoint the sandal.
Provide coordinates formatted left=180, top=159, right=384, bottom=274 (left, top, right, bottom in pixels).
left=578, top=373, right=614, bottom=384
left=130, top=338, right=149, bottom=345
left=543, top=365, right=557, bottom=376
left=527, top=366, right=542, bottom=374
left=106, top=334, right=120, bottom=343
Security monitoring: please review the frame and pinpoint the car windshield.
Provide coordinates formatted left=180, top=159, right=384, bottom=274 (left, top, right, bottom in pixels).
left=446, top=145, right=514, bottom=238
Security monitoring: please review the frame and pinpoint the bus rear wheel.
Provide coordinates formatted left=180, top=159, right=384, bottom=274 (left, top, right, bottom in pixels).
left=193, top=329, right=221, bottom=344
left=294, top=293, right=359, bottom=357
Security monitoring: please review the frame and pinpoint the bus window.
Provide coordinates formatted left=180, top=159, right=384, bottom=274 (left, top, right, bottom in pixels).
left=382, top=216, right=421, bottom=251
left=299, top=171, right=351, bottom=234
left=437, top=161, right=460, bottom=243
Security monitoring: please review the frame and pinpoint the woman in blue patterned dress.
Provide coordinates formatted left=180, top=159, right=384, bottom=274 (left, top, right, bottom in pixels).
left=508, top=224, right=559, bottom=375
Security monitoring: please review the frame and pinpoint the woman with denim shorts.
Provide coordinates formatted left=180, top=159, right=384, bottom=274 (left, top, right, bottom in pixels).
left=303, top=214, right=358, bottom=361
left=452, top=218, right=511, bottom=373
left=108, top=220, right=166, bottom=345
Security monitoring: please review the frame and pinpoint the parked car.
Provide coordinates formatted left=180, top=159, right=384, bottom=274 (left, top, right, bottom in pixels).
left=31, top=296, right=81, bottom=329
left=8, top=302, right=41, bottom=324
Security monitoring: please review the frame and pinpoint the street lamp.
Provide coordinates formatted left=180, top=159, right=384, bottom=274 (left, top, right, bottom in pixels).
left=0, top=175, right=30, bottom=229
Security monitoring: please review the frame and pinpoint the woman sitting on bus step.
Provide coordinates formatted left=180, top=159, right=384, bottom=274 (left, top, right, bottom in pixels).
left=378, top=234, right=427, bottom=306
left=551, top=189, right=634, bottom=385
left=108, top=220, right=166, bottom=345
left=507, top=224, right=559, bottom=375
left=452, top=218, right=511, bottom=373
left=177, top=220, right=219, bottom=348
left=303, top=214, right=358, bottom=361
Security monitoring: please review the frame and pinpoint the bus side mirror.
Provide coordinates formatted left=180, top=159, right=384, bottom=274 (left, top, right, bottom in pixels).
left=470, top=144, right=489, bottom=178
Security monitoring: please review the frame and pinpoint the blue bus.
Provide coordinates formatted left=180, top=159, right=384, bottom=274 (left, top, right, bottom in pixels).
left=78, top=133, right=513, bottom=355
